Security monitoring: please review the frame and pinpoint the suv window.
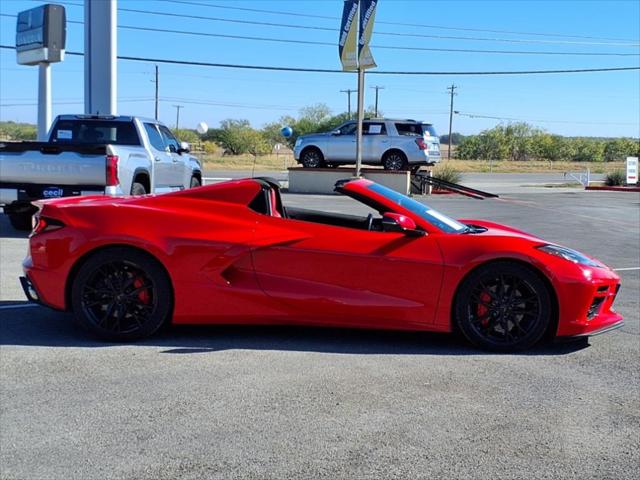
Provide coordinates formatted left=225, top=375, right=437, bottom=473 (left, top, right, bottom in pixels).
left=51, top=120, right=140, bottom=145
left=395, top=123, right=421, bottom=136
left=337, top=123, right=357, bottom=135
left=158, top=125, right=180, bottom=153
left=363, top=122, right=386, bottom=135
left=144, top=123, right=166, bottom=151
left=422, top=124, right=438, bottom=137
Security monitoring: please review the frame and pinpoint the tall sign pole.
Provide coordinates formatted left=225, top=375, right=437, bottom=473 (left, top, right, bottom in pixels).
left=16, top=5, right=66, bottom=140
left=339, top=0, right=377, bottom=178
left=85, top=0, right=117, bottom=115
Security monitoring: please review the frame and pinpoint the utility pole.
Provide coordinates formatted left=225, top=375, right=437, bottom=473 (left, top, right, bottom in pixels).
left=447, top=84, right=457, bottom=160
left=153, top=65, right=159, bottom=120
left=173, top=104, right=183, bottom=130
left=340, top=89, right=355, bottom=118
left=370, top=85, right=384, bottom=117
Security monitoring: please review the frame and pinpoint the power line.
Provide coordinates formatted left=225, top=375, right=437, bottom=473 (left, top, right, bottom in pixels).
left=3, top=14, right=639, bottom=56
left=99, top=6, right=640, bottom=47
left=156, top=0, right=639, bottom=44
left=1, top=45, right=638, bottom=76
left=456, top=111, right=638, bottom=126
left=4, top=13, right=634, bottom=57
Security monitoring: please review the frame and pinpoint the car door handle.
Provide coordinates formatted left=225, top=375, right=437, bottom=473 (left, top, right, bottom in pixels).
left=172, top=158, right=179, bottom=162
left=381, top=140, right=389, bottom=143
left=154, top=156, right=161, bottom=162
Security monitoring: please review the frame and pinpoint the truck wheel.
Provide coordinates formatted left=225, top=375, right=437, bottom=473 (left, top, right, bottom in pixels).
left=130, top=182, right=147, bottom=196
left=190, top=176, right=201, bottom=188
left=8, top=213, right=33, bottom=231
left=382, top=151, right=408, bottom=171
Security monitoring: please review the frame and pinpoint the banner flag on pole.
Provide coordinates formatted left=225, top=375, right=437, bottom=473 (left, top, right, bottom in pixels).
left=358, top=0, right=377, bottom=69
left=338, top=0, right=359, bottom=71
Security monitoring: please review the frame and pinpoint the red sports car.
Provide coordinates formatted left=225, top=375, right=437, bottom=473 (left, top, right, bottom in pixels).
left=21, top=177, right=623, bottom=351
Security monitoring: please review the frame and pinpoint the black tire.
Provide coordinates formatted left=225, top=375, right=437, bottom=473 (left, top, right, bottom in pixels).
left=300, top=148, right=325, bottom=168
left=454, top=261, right=552, bottom=352
left=190, top=176, right=201, bottom=188
left=130, top=182, right=147, bottom=196
left=71, top=248, right=172, bottom=341
left=8, top=212, right=33, bottom=231
left=382, top=150, right=408, bottom=171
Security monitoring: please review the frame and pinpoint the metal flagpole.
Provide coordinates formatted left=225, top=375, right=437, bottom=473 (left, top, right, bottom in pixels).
left=355, top=66, right=365, bottom=178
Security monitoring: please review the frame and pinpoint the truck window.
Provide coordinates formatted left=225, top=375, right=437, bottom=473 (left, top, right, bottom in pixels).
left=51, top=120, right=140, bottom=145
left=158, top=125, right=180, bottom=153
left=144, top=123, right=166, bottom=151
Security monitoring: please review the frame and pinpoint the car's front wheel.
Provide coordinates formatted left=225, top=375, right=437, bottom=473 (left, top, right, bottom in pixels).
left=454, top=261, right=552, bottom=352
left=71, top=248, right=172, bottom=341
left=300, top=147, right=325, bottom=168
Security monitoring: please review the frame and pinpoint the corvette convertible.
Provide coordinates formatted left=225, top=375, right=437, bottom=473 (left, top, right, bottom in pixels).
left=20, top=177, right=623, bottom=351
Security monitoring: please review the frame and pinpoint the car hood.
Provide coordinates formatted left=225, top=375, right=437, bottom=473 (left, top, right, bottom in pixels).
left=458, top=219, right=543, bottom=241
left=458, top=218, right=610, bottom=269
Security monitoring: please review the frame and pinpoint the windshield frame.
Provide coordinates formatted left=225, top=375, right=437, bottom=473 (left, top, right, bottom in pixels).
left=337, top=179, right=467, bottom=234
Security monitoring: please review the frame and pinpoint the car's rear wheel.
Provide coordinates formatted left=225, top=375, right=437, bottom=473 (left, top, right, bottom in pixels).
left=454, top=262, right=551, bottom=352
left=71, top=248, right=172, bottom=341
left=130, top=182, right=147, bottom=195
left=382, top=150, right=408, bottom=171
left=8, top=212, right=33, bottom=231
left=301, top=148, right=325, bottom=168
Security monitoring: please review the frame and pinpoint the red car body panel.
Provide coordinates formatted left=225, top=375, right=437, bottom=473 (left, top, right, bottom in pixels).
left=23, top=178, right=623, bottom=338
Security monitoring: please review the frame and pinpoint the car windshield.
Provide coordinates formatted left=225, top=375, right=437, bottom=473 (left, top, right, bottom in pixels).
left=367, top=183, right=467, bottom=233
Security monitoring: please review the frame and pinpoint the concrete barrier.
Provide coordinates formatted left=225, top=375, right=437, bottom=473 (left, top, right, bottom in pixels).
left=288, top=168, right=410, bottom=195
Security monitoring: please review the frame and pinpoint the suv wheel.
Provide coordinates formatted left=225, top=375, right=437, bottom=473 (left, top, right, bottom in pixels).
left=301, top=148, right=325, bottom=168
left=382, top=151, right=408, bottom=171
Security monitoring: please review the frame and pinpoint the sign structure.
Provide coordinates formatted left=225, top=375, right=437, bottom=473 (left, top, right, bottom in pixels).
left=627, top=157, right=638, bottom=185
left=16, top=4, right=66, bottom=66
left=338, top=0, right=359, bottom=71
left=337, top=0, right=378, bottom=177
left=358, top=0, right=378, bottom=69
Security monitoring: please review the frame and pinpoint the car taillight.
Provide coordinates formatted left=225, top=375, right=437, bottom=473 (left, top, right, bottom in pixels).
left=106, top=155, right=119, bottom=186
left=415, top=138, right=428, bottom=151
left=31, top=215, right=65, bottom=235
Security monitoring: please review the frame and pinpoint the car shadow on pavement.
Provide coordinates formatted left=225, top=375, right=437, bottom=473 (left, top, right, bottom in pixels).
left=0, top=303, right=590, bottom=356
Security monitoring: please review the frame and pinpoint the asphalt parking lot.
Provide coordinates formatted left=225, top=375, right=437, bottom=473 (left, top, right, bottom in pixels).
left=1, top=175, right=638, bottom=480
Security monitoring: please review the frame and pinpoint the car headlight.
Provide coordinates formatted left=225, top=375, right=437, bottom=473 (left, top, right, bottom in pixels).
left=294, top=138, right=302, bottom=147
left=536, top=244, right=601, bottom=267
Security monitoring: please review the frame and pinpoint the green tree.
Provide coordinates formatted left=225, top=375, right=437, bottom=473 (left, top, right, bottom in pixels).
left=171, top=128, right=199, bottom=145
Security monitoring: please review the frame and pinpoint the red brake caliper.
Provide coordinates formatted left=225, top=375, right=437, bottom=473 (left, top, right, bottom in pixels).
left=477, top=291, right=491, bottom=327
left=133, top=276, right=150, bottom=304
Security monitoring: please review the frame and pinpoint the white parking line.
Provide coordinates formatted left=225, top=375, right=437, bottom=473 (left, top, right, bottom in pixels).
left=614, top=267, right=640, bottom=271
left=0, top=303, right=39, bottom=310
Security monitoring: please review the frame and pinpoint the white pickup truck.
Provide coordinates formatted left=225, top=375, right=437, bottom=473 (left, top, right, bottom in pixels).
left=0, top=114, right=202, bottom=229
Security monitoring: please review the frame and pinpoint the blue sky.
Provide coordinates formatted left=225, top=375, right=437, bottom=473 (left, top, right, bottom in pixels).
left=1, top=0, right=639, bottom=137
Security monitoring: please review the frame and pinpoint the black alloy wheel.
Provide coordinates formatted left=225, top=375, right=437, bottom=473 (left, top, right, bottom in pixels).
left=71, top=248, right=172, bottom=341
left=382, top=151, right=408, bottom=171
left=455, top=262, right=551, bottom=352
left=301, top=148, right=324, bottom=168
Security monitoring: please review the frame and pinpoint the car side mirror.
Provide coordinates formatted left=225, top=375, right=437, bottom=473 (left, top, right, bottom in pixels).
left=178, top=141, right=190, bottom=154
left=331, top=130, right=340, bottom=136
left=382, top=212, right=425, bottom=237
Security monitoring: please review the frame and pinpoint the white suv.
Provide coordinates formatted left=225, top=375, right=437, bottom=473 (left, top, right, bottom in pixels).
left=294, top=119, right=441, bottom=171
